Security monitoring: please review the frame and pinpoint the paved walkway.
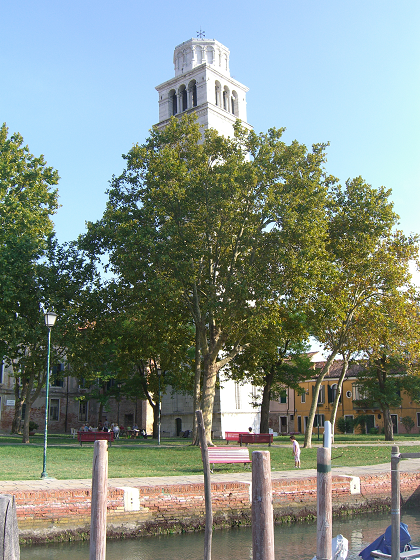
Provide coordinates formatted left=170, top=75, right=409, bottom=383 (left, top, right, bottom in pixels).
left=2, top=456, right=420, bottom=494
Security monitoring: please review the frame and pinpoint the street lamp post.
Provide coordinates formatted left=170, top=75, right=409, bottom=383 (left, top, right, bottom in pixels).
left=117, top=382, right=122, bottom=426
left=41, top=311, right=57, bottom=479
left=157, top=368, right=162, bottom=446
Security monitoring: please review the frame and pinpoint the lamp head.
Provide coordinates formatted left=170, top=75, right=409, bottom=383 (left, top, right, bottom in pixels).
left=44, top=311, right=58, bottom=329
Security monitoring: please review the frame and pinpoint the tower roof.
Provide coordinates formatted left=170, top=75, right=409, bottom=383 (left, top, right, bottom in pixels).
left=173, top=38, right=230, bottom=78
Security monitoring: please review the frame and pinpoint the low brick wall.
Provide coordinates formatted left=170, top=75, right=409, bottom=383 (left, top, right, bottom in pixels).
left=13, top=471, right=420, bottom=543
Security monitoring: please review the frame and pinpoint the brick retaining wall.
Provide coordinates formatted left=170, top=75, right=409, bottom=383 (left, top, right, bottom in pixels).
left=13, top=472, right=420, bottom=543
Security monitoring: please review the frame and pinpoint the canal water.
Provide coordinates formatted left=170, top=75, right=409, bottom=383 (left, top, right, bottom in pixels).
left=21, top=511, right=420, bottom=560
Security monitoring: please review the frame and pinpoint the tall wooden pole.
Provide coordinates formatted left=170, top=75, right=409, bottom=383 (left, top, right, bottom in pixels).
left=391, top=445, right=401, bottom=560
left=252, top=450, right=275, bottom=560
left=196, top=410, right=212, bottom=560
left=317, top=446, right=332, bottom=560
left=90, top=440, right=108, bottom=560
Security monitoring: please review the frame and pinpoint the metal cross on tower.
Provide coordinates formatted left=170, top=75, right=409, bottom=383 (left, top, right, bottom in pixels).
left=196, top=28, right=205, bottom=39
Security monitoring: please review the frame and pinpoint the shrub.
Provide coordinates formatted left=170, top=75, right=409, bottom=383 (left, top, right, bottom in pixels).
left=369, top=427, right=379, bottom=435
left=354, top=414, right=370, bottom=434
left=336, top=416, right=354, bottom=434
left=402, top=416, right=415, bottom=434
left=29, top=421, right=39, bottom=432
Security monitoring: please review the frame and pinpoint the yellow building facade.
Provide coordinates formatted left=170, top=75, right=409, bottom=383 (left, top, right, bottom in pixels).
left=288, top=358, right=420, bottom=436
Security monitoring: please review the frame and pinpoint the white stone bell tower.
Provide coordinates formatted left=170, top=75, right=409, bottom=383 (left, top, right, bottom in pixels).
left=155, top=38, right=251, bottom=137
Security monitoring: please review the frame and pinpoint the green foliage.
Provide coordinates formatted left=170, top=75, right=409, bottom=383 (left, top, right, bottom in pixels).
left=304, top=173, right=419, bottom=448
left=85, top=114, right=334, bottom=440
left=402, top=416, right=415, bottom=433
left=353, top=414, right=371, bottom=434
left=336, top=416, right=354, bottom=434
left=28, top=421, right=38, bottom=432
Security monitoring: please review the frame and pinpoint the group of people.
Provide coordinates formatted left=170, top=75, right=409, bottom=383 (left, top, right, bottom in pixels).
left=80, top=420, right=148, bottom=440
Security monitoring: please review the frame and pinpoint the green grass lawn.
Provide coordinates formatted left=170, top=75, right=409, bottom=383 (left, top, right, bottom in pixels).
left=0, top=432, right=418, bottom=480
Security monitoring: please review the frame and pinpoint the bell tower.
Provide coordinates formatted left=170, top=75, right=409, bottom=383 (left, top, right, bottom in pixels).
left=155, top=38, right=251, bottom=137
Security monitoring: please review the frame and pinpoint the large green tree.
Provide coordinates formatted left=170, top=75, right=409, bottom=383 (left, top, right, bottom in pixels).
left=351, top=290, right=420, bottom=440
left=0, top=123, right=59, bottom=339
left=305, top=178, right=419, bottom=447
left=86, top=115, right=332, bottom=443
left=0, top=124, right=61, bottom=441
left=8, top=236, right=97, bottom=442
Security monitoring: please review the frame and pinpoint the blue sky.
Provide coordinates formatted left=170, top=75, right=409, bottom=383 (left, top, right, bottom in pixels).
left=1, top=1, right=419, bottom=249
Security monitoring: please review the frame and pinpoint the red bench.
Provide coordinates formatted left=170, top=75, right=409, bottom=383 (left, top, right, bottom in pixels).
left=77, top=431, right=114, bottom=446
left=207, top=447, right=251, bottom=471
left=239, top=433, right=273, bottom=446
left=224, top=431, right=249, bottom=444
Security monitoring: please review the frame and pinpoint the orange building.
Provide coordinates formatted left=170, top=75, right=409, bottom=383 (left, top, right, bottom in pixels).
left=270, top=353, right=420, bottom=436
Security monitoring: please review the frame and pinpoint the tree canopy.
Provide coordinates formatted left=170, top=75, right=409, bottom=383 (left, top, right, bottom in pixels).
left=85, top=115, right=334, bottom=442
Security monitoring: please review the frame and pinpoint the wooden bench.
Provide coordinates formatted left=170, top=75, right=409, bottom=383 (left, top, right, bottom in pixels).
left=239, top=433, right=273, bottom=446
left=224, top=431, right=249, bottom=444
left=77, top=431, right=114, bottom=446
left=207, top=447, right=251, bottom=471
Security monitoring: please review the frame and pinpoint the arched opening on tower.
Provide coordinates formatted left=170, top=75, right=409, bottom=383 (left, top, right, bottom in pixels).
left=215, top=81, right=221, bottom=107
left=169, top=89, right=177, bottom=116
left=223, top=86, right=230, bottom=111
left=231, top=90, right=239, bottom=116
left=179, top=85, right=187, bottom=112
left=188, top=79, right=197, bottom=108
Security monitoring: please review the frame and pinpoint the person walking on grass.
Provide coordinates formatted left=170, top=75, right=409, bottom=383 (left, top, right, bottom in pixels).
left=290, top=435, right=301, bottom=468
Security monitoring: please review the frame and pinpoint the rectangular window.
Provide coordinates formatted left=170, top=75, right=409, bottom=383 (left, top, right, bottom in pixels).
left=391, top=414, right=398, bottom=435
left=0, top=361, right=3, bottom=384
left=78, top=401, right=88, bottom=422
left=313, top=385, right=325, bottom=404
left=279, top=391, right=287, bottom=404
left=417, top=413, right=420, bottom=428
left=353, top=385, right=367, bottom=401
left=49, top=398, right=59, bottom=421
left=301, top=392, right=306, bottom=404
left=51, top=363, right=65, bottom=387
left=314, top=414, right=325, bottom=428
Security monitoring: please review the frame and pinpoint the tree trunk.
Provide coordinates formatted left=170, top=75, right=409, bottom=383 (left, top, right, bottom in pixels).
left=329, top=357, right=349, bottom=441
left=260, top=370, right=274, bottom=434
left=97, top=401, right=103, bottom=427
left=191, top=327, right=202, bottom=446
left=201, top=357, right=218, bottom=445
left=383, top=407, right=394, bottom=441
left=304, top=350, right=338, bottom=448
left=11, top=378, right=22, bottom=434
left=22, top=399, right=31, bottom=444
left=152, top=402, right=159, bottom=439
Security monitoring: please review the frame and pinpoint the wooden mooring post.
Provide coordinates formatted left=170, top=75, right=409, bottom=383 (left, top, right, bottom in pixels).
left=0, top=494, right=20, bottom=560
left=90, top=440, right=108, bottom=560
left=391, top=445, right=401, bottom=560
left=252, top=450, right=275, bottom=560
left=317, top=446, right=332, bottom=560
left=196, top=410, right=212, bottom=560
